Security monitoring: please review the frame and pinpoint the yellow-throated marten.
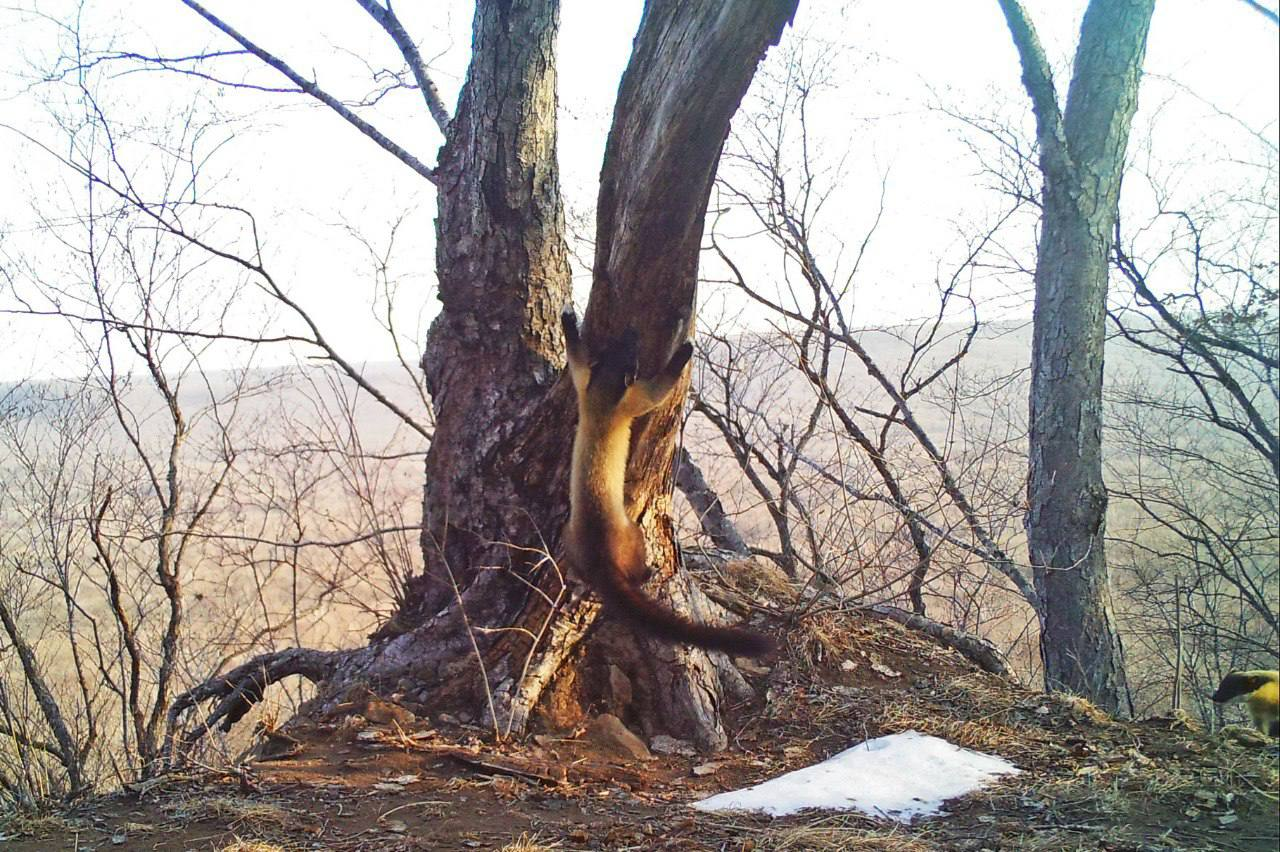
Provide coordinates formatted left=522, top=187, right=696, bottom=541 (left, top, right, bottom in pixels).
left=1211, top=670, right=1279, bottom=737
left=561, top=309, right=772, bottom=657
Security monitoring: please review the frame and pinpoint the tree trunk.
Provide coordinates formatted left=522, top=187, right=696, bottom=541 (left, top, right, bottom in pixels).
left=1000, top=0, right=1154, bottom=715
left=331, top=0, right=798, bottom=751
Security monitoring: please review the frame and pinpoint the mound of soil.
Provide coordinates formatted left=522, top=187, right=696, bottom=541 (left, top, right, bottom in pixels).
left=3, top=612, right=1276, bottom=851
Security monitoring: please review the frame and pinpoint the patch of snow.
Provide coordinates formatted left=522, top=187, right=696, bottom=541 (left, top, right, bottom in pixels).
left=692, top=730, right=1019, bottom=823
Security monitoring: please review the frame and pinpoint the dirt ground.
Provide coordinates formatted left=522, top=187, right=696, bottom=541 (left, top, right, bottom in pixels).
left=3, top=613, right=1277, bottom=851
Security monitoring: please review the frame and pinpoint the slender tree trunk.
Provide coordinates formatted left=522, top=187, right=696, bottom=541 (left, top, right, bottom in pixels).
left=1000, top=0, right=1154, bottom=715
left=329, top=0, right=797, bottom=751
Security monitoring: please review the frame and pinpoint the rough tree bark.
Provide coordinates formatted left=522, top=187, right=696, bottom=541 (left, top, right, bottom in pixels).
left=999, top=0, right=1154, bottom=714
left=165, top=0, right=799, bottom=759
left=333, top=0, right=798, bottom=751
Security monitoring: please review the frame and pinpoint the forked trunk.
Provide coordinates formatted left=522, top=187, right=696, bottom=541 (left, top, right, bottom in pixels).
left=329, top=0, right=798, bottom=750
left=1000, top=0, right=1154, bottom=714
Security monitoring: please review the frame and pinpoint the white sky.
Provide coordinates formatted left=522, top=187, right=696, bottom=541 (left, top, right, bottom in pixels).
left=0, top=0, right=1276, bottom=381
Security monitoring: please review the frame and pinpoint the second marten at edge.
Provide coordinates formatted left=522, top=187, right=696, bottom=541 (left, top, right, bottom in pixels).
left=561, top=309, right=772, bottom=657
left=1211, top=670, right=1279, bottom=737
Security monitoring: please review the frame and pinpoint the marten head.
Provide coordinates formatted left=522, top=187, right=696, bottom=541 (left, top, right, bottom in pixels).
left=583, top=326, right=641, bottom=412
left=562, top=309, right=691, bottom=422
left=1211, top=670, right=1276, bottom=703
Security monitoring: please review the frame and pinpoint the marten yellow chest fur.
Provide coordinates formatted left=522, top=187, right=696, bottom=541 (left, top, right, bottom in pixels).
left=560, top=309, right=772, bottom=656
left=1211, top=670, right=1279, bottom=737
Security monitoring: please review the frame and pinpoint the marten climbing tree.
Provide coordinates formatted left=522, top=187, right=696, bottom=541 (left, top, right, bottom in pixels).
left=169, top=0, right=799, bottom=757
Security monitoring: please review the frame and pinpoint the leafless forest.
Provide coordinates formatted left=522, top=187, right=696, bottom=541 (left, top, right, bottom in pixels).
left=0, top=0, right=1275, bottom=828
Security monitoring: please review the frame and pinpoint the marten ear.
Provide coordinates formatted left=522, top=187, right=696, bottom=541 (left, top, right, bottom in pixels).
left=665, top=341, right=693, bottom=377
left=560, top=308, right=581, bottom=337
left=561, top=308, right=579, bottom=345
left=562, top=308, right=586, bottom=368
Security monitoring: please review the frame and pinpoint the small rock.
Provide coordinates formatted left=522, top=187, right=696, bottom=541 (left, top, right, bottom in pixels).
left=840, top=660, right=856, bottom=672
left=111, top=833, right=126, bottom=845
left=736, top=659, right=770, bottom=676
left=692, top=762, right=722, bottom=776
left=608, top=666, right=633, bottom=709
left=374, top=773, right=419, bottom=791
left=585, top=714, right=652, bottom=760
left=870, top=661, right=901, bottom=678
left=364, top=699, right=415, bottom=726
left=650, top=735, right=697, bottom=756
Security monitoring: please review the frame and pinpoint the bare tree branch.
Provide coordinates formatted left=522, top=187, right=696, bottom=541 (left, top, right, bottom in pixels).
left=176, top=0, right=437, bottom=183
left=353, top=0, right=452, bottom=133
left=0, top=593, right=84, bottom=790
left=1236, top=0, right=1280, bottom=24
left=996, top=0, right=1072, bottom=182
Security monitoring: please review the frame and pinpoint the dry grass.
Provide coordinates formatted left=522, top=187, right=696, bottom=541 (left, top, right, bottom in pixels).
left=700, top=811, right=939, bottom=851
left=6, top=610, right=1276, bottom=852
left=169, top=794, right=299, bottom=833
left=500, top=832, right=561, bottom=851
left=879, top=704, right=1028, bottom=754
left=0, top=809, right=76, bottom=838
left=874, top=673, right=1055, bottom=761
left=219, top=840, right=288, bottom=852
left=751, top=825, right=937, bottom=851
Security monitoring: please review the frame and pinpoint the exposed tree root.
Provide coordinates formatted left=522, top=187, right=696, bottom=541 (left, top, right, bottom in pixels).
left=867, top=604, right=1009, bottom=676
left=163, top=647, right=346, bottom=767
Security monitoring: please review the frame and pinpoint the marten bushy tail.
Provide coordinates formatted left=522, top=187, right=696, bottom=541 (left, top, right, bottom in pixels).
left=589, top=563, right=774, bottom=657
